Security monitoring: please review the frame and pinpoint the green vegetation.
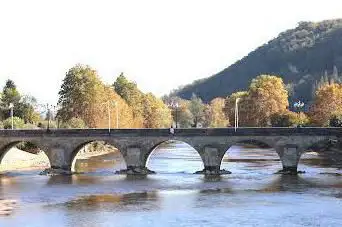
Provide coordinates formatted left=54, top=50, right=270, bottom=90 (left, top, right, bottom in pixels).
left=172, top=19, right=342, bottom=105
left=3, top=117, right=25, bottom=129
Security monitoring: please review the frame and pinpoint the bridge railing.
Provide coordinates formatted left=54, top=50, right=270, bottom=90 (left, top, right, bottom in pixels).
left=0, top=127, right=341, bottom=137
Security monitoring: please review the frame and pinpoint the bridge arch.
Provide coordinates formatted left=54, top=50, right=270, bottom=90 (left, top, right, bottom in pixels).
left=69, top=140, right=127, bottom=173
left=219, top=139, right=281, bottom=173
left=145, top=139, right=204, bottom=173
left=0, top=140, right=51, bottom=171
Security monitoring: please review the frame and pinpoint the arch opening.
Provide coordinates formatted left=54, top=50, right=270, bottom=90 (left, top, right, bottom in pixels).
left=146, top=140, right=204, bottom=174
left=71, top=141, right=127, bottom=173
left=298, top=139, right=342, bottom=174
left=0, top=141, right=51, bottom=173
left=220, top=140, right=281, bottom=174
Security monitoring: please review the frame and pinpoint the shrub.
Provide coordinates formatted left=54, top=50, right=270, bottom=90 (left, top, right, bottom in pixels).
left=271, top=111, right=309, bottom=127
left=329, top=113, right=342, bottom=127
left=3, top=117, right=25, bottom=129
left=16, top=142, right=40, bottom=153
left=60, top=117, right=87, bottom=129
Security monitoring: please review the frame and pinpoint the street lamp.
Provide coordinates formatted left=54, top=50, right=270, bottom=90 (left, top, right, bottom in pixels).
left=234, top=98, right=240, bottom=132
left=294, top=100, right=305, bottom=126
left=9, top=103, right=14, bottom=129
left=104, top=100, right=119, bottom=133
left=45, top=104, right=56, bottom=131
left=168, top=101, right=179, bottom=128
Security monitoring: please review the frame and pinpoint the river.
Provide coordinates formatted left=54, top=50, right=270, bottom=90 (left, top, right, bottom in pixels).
left=1, top=142, right=342, bottom=226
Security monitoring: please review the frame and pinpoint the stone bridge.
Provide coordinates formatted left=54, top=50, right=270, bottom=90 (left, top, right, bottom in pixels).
left=0, top=128, right=341, bottom=175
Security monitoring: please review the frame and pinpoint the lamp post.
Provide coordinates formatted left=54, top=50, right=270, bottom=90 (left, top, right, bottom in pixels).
left=234, top=98, right=240, bottom=132
left=168, top=101, right=179, bottom=128
left=46, top=104, right=56, bottom=131
left=113, top=101, right=119, bottom=129
left=293, top=100, right=305, bottom=126
left=104, top=100, right=119, bottom=133
left=9, top=103, right=14, bottom=129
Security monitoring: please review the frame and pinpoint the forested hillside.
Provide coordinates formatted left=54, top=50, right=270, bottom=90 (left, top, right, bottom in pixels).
left=172, top=19, right=342, bottom=105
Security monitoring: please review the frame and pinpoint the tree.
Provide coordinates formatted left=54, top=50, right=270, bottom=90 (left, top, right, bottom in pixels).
left=60, top=117, right=87, bottom=128
left=113, top=73, right=144, bottom=127
left=188, top=94, right=205, bottom=127
left=142, top=93, right=172, bottom=128
left=205, top=98, right=229, bottom=127
left=57, top=64, right=104, bottom=127
left=310, top=83, right=342, bottom=126
left=223, top=75, right=288, bottom=127
left=58, top=65, right=136, bottom=128
left=0, top=80, right=40, bottom=123
left=248, top=75, right=289, bottom=126
left=223, top=91, right=251, bottom=126
left=270, top=111, right=309, bottom=127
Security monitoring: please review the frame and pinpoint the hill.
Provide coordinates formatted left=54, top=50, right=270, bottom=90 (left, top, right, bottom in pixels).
left=172, top=19, right=342, bottom=105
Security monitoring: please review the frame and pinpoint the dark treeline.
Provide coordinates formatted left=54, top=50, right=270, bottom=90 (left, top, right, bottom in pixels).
left=172, top=19, right=342, bottom=106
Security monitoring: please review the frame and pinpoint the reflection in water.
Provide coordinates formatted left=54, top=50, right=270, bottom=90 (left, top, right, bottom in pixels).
left=260, top=175, right=317, bottom=193
left=59, top=192, right=159, bottom=212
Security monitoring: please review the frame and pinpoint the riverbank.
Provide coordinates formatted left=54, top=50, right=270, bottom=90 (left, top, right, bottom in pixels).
left=0, top=148, right=50, bottom=172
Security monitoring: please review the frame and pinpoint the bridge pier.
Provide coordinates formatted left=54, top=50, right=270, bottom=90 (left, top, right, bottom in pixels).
left=195, top=146, right=231, bottom=175
left=276, top=145, right=302, bottom=175
left=118, top=146, right=155, bottom=175
left=41, top=146, right=73, bottom=175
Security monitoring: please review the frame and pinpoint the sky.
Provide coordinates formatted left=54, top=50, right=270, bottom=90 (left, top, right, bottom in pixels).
left=0, top=0, right=342, bottom=104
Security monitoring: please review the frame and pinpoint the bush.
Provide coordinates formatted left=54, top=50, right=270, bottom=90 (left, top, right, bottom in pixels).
left=16, top=142, right=40, bottom=153
left=60, top=117, right=87, bottom=129
left=37, top=120, right=57, bottom=129
left=3, top=117, right=25, bottom=129
left=0, top=121, right=3, bottom=129
left=271, top=111, right=309, bottom=127
left=329, top=113, right=342, bottom=127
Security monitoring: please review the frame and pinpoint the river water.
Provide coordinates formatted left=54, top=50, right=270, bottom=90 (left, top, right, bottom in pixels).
left=1, top=143, right=342, bottom=226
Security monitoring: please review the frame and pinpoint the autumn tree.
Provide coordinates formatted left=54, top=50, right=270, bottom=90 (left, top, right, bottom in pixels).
left=223, top=75, right=288, bottom=127
left=142, top=93, right=172, bottom=128
left=309, top=83, right=342, bottom=126
left=205, top=98, right=229, bottom=127
left=113, top=73, right=144, bottom=127
left=188, top=94, right=206, bottom=127
left=163, top=96, right=193, bottom=128
left=248, top=75, right=289, bottom=126
left=223, top=91, right=252, bottom=126
left=57, top=64, right=135, bottom=128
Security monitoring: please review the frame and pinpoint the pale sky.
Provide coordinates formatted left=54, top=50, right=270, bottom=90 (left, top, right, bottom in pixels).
left=0, top=0, right=342, bottom=104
